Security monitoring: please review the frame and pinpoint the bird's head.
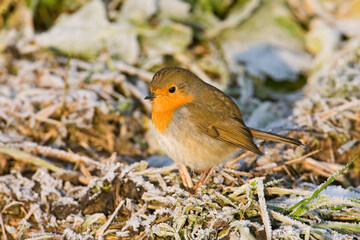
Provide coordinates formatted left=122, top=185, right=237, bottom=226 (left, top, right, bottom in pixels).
left=145, top=67, right=200, bottom=112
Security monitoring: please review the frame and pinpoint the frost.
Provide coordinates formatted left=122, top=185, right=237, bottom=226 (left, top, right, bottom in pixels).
left=32, top=168, right=63, bottom=193
left=53, top=197, right=78, bottom=206
left=62, top=228, right=93, bottom=240
left=66, top=186, right=88, bottom=200
left=118, top=0, right=157, bottom=24
left=0, top=171, right=37, bottom=201
left=221, top=0, right=310, bottom=82
left=158, top=0, right=190, bottom=20
left=322, top=185, right=360, bottom=199
left=257, top=179, right=271, bottom=240
left=272, top=226, right=302, bottom=240
left=141, top=21, right=193, bottom=57
left=36, top=0, right=139, bottom=63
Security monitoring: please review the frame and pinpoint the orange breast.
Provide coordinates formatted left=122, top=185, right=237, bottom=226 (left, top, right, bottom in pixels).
left=152, top=110, right=173, bottom=133
left=151, top=89, right=194, bottom=133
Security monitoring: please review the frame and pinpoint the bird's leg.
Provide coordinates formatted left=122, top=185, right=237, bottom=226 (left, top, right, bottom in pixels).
left=193, top=167, right=210, bottom=190
left=193, top=164, right=217, bottom=190
left=178, top=164, right=194, bottom=189
left=202, top=164, right=217, bottom=186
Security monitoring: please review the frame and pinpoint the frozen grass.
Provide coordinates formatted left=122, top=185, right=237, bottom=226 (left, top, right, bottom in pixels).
left=0, top=157, right=358, bottom=239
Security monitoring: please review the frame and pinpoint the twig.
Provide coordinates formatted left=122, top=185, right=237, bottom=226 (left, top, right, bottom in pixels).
left=96, top=200, right=124, bottom=237
left=272, top=149, right=321, bottom=171
left=220, top=170, right=237, bottom=182
left=316, top=99, right=360, bottom=120
left=0, top=212, right=7, bottom=240
left=114, top=61, right=153, bottom=82
left=61, top=57, right=71, bottom=114
left=327, top=138, right=335, bottom=163
left=225, top=151, right=253, bottom=168
left=222, top=168, right=253, bottom=177
left=155, top=174, right=168, bottom=192
left=79, top=162, right=92, bottom=181
left=281, top=165, right=293, bottom=179
left=130, top=164, right=177, bottom=176
left=2, top=201, right=24, bottom=213
left=17, top=204, right=40, bottom=231
left=302, top=158, right=339, bottom=178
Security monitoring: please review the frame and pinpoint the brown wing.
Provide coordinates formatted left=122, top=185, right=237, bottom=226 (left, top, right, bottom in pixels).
left=194, top=117, right=263, bottom=156
left=184, top=84, right=263, bottom=156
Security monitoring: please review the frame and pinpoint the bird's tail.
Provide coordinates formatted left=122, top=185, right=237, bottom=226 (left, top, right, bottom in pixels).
left=249, top=128, right=303, bottom=146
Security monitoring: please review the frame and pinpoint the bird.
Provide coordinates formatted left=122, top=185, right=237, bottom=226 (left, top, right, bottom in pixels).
left=145, top=67, right=303, bottom=190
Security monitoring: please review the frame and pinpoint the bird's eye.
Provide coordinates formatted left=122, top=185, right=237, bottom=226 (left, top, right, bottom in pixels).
left=168, top=86, right=176, bottom=93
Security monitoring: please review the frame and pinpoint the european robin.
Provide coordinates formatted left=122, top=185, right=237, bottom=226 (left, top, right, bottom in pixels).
left=145, top=67, right=302, bottom=189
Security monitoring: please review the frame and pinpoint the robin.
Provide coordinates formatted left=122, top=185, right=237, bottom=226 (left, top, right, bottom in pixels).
left=145, top=67, right=302, bottom=190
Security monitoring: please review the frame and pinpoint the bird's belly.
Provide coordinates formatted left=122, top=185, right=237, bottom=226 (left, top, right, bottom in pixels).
left=154, top=119, right=238, bottom=171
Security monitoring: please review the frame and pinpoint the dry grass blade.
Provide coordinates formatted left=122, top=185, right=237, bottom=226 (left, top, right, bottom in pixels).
left=130, top=164, right=177, bottom=176
left=314, top=221, right=360, bottom=233
left=8, top=142, right=104, bottom=168
left=24, top=234, right=62, bottom=240
left=266, top=187, right=313, bottom=196
left=270, top=210, right=308, bottom=229
left=0, top=145, right=65, bottom=173
left=257, top=179, right=272, bottom=240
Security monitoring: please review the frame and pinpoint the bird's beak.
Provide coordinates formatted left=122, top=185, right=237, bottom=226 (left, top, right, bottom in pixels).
left=144, top=92, right=156, bottom=101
